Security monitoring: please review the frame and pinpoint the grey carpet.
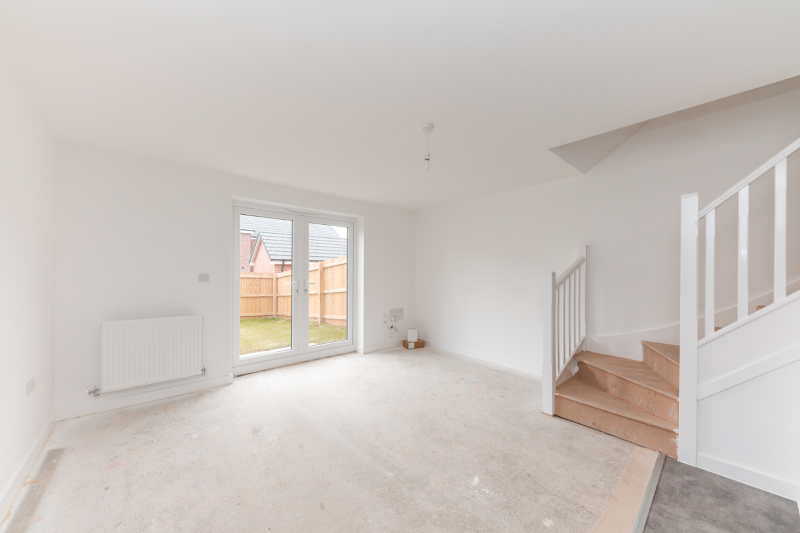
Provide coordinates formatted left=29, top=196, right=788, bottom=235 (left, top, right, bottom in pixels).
left=644, top=457, right=800, bottom=532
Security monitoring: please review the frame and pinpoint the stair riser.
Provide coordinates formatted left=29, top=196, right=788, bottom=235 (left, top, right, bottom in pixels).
left=555, top=396, right=677, bottom=458
left=643, top=345, right=679, bottom=388
left=576, top=362, right=678, bottom=424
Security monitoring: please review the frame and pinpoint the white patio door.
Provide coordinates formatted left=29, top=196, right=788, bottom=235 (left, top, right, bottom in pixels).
left=233, top=205, right=354, bottom=375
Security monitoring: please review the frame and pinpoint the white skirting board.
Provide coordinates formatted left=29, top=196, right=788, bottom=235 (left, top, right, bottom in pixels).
left=57, top=374, right=233, bottom=421
left=591, top=324, right=680, bottom=361
left=697, top=453, right=800, bottom=502
left=356, top=339, right=403, bottom=354
left=0, top=412, right=56, bottom=520
left=589, top=281, right=800, bottom=361
left=425, top=342, right=541, bottom=382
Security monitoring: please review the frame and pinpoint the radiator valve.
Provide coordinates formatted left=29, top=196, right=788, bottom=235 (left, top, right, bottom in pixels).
left=87, top=386, right=100, bottom=397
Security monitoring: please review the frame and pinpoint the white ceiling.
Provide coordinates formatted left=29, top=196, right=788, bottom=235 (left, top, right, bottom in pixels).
left=1, top=1, right=799, bottom=210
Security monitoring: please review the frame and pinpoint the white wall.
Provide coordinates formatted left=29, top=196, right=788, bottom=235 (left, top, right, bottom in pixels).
left=415, top=76, right=800, bottom=375
left=697, top=360, right=800, bottom=500
left=0, top=58, right=55, bottom=507
left=54, top=143, right=415, bottom=419
left=693, top=293, right=800, bottom=499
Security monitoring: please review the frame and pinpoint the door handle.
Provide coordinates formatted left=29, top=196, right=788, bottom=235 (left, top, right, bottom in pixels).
left=305, top=280, right=315, bottom=293
left=285, top=280, right=299, bottom=293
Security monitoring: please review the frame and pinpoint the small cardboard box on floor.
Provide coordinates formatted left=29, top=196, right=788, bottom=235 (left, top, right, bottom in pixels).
left=403, top=339, right=424, bottom=349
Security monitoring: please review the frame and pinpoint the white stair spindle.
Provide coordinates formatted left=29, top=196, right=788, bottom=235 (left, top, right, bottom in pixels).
left=579, top=245, right=588, bottom=348
left=573, top=271, right=578, bottom=350
left=559, top=285, right=564, bottom=369
left=737, top=186, right=749, bottom=321
left=705, top=209, right=715, bottom=338
left=558, top=281, right=569, bottom=371
left=567, top=275, right=572, bottom=358
left=554, top=285, right=559, bottom=370
left=564, top=281, right=568, bottom=365
left=576, top=268, right=582, bottom=344
left=574, top=271, right=578, bottom=349
left=774, top=158, right=787, bottom=302
left=570, top=272, right=575, bottom=353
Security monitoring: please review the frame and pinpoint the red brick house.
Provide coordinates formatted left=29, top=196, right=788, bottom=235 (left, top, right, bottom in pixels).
left=239, top=215, right=347, bottom=273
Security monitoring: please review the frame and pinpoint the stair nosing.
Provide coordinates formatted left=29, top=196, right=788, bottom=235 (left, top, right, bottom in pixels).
left=576, top=353, right=679, bottom=400
left=640, top=341, right=680, bottom=366
left=556, top=379, right=678, bottom=433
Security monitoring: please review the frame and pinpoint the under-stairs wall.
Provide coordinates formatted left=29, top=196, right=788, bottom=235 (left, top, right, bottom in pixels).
left=695, top=289, right=800, bottom=500
left=592, top=277, right=800, bottom=361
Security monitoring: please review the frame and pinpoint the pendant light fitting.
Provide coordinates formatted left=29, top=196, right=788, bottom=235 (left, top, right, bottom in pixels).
left=422, top=123, right=434, bottom=171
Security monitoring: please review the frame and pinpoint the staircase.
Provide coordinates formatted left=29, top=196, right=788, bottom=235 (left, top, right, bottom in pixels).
left=542, top=137, right=800, bottom=499
left=554, top=341, right=679, bottom=458
left=540, top=247, right=682, bottom=458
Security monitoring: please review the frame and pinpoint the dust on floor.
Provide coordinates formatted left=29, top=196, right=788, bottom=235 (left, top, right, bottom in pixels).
left=3, top=348, right=639, bottom=533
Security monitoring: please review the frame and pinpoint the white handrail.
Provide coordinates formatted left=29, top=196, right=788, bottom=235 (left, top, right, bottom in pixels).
left=542, top=246, right=588, bottom=416
left=699, top=135, right=800, bottom=217
left=556, top=256, right=585, bottom=286
left=697, top=136, right=796, bottom=339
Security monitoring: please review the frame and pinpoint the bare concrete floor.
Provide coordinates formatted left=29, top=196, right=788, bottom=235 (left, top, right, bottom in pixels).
left=2, top=348, right=640, bottom=533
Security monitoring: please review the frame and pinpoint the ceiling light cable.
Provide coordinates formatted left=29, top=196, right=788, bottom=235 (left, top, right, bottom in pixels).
left=422, top=123, right=434, bottom=171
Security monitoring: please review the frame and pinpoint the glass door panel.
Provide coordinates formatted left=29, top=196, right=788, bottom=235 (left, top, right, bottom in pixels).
left=308, top=222, right=348, bottom=347
left=238, top=213, right=295, bottom=357
left=234, top=206, right=353, bottom=372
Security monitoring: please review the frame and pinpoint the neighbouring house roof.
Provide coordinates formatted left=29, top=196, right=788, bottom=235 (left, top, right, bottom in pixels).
left=240, top=215, right=347, bottom=262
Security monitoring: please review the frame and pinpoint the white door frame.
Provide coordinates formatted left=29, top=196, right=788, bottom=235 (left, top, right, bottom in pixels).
left=232, top=203, right=356, bottom=376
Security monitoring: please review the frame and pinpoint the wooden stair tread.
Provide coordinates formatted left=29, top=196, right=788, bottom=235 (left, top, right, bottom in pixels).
left=640, top=341, right=680, bottom=366
left=556, top=377, right=678, bottom=433
left=575, top=352, right=679, bottom=400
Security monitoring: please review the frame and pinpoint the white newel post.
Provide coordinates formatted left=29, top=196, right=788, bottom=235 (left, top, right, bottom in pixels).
left=542, top=271, right=556, bottom=415
left=679, top=193, right=699, bottom=465
left=578, top=245, right=588, bottom=352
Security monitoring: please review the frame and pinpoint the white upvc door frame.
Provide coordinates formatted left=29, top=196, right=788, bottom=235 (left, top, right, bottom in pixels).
left=232, top=203, right=355, bottom=376
left=232, top=205, right=304, bottom=371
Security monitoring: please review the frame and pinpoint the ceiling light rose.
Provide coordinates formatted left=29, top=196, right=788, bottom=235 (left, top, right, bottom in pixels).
left=422, top=123, right=434, bottom=171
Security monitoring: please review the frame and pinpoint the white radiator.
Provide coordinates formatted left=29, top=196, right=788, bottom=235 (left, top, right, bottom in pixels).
left=99, top=315, right=203, bottom=393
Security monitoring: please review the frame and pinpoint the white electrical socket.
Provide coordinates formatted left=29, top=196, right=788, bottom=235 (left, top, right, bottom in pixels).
left=199, top=273, right=210, bottom=282
left=389, top=308, right=404, bottom=321
left=26, top=377, right=35, bottom=396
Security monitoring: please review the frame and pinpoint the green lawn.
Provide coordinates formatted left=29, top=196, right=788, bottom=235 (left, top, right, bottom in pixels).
left=239, top=317, right=347, bottom=355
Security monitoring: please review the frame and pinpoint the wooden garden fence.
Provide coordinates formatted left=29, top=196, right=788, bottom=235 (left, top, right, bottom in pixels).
left=240, top=256, right=347, bottom=327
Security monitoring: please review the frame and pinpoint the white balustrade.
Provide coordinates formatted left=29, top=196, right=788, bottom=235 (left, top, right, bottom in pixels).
left=697, top=137, right=799, bottom=340
left=542, top=246, right=588, bottom=415
left=681, top=135, right=800, bottom=465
